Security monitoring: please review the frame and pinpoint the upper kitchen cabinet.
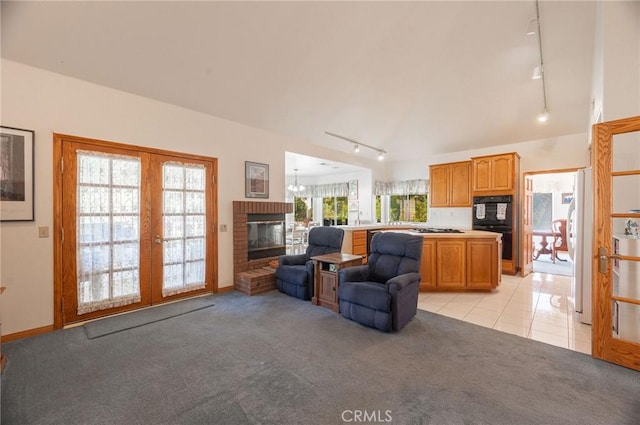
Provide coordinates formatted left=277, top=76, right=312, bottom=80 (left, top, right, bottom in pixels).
left=471, top=153, right=520, bottom=194
left=429, top=161, right=471, bottom=207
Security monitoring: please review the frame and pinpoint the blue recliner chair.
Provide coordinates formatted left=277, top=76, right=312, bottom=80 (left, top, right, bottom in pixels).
left=275, top=226, right=344, bottom=300
left=338, top=232, right=423, bottom=332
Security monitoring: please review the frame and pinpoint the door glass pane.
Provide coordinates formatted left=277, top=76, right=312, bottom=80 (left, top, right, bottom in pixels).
left=162, top=162, right=206, bottom=296
left=76, top=152, right=141, bottom=315
left=610, top=130, right=640, bottom=346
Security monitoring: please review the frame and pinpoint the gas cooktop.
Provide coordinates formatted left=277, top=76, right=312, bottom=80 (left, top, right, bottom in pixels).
left=411, top=228, right=464, bottom=234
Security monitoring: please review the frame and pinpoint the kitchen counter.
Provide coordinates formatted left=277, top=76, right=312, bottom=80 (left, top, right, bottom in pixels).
left=383, top=229, right=502, bottom=240
left=341, top=227, right=502, bottom=291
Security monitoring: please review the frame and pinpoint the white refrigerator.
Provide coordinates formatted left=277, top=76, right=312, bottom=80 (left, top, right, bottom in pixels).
left=568, top=167, right=592, bottom=325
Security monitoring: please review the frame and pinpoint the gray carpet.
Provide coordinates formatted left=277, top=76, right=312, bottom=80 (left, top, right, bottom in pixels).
left=2, top=291, right=639, bottom=425
left=83, top=295, right=215, bottom=339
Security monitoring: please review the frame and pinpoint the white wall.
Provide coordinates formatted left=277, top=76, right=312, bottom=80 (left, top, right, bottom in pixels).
left=387, top=132, right=591, bottom=181
left=601, top=0, right=640, bottom=121
left=0, top=59, right=382, bottom=335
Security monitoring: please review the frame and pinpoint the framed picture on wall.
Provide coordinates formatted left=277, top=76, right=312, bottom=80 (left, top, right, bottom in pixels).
left=1, top=126, right=35, bottom=221
left=245, top=161, right=269, bottom=198
left=561, top=192, right=574, bottom=204
left=348, top=179, right=358, bottom=200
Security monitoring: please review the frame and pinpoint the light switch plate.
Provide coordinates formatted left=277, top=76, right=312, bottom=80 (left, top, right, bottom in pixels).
left=38, top=226, right=49, bottom=238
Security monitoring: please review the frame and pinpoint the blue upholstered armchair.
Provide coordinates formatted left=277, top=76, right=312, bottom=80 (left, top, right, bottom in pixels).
left=275, top=227, right=344, bottom=300
left=338, top=232, right=423, bottom=332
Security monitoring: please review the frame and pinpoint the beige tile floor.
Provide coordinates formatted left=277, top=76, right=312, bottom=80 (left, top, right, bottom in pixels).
left=418, top=272, right=592, bottom=354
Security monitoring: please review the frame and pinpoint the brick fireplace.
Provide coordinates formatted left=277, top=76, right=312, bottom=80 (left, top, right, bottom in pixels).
left=233, top=201, right=293, bottom=293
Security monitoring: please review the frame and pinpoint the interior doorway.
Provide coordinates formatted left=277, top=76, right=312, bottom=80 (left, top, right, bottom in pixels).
left=530, top=171, right=576, bottom=277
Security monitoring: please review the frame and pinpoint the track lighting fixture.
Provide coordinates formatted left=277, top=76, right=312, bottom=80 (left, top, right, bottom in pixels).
left=537, top=110, right=549, bottom=123
left=526, top=18, right=537, bottom=36
left=531, top=0, right=549, bottom=123
left=287, top=169, right=305, bottom=192
left=324, top=131, right=386, bottom=160
left=532, top=66, right=542, bottom=80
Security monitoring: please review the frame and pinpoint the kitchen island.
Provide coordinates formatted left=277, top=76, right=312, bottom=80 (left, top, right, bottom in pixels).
left=341, top=226, right=502, bottom=291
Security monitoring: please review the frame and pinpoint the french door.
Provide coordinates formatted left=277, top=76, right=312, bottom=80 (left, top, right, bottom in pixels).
left=592, top=116, right=640, bottom=371
left=55, top=134, right=217, bottom=326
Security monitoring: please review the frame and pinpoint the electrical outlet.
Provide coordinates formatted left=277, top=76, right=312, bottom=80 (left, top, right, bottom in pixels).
left=220, top=224, right=228, bottom=232
left=38, top=226, right=50, bottom=238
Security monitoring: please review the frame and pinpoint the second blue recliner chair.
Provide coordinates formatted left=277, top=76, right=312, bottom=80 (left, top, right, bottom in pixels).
left=338, top=232, right=423, bottom=332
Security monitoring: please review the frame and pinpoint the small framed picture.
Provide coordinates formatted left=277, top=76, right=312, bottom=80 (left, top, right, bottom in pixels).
left=348, top=179, right=358, bottom=200
left=245, top=161, right=269, bottom=199
left=561, top=192, right=574, bottom=205
left=1, top=126, right=35, bottom=221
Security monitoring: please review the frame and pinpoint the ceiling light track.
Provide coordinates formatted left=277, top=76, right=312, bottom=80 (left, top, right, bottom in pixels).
left=324, top=131, right=386, bottom=161
left=532, top=0, right=549, bottom=123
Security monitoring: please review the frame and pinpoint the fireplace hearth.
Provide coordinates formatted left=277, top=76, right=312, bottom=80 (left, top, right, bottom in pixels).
left=233, top=201, right=293, bottom=293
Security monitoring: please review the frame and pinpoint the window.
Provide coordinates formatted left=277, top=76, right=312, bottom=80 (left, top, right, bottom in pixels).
left=389, top=194, right=428, bottom=222
left=294, top=197, right=313, bottom=223
left=323, top=196, right=348, bottom=225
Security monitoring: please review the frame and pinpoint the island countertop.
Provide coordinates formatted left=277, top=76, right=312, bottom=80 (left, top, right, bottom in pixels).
left=338, top=225, right=502, bottom=240
left=380, top=229, right=502, bottom=240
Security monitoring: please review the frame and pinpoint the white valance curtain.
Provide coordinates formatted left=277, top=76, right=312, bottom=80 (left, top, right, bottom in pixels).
left=374, top=179, right=429, bottom=196
left=287, top=182, right=348, bottom=198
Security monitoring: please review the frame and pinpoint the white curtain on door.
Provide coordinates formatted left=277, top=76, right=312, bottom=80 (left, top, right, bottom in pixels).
left=161, top=162, right=207, bottom=297
left=76, top=151, right=142, bottom=315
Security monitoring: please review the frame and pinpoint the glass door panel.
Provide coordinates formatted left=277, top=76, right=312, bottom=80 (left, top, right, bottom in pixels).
left=61, top=141, right=151, bottom=324
left=161, top=163, right=207, bottom=297
left=150, top=155, right=214, bottom=304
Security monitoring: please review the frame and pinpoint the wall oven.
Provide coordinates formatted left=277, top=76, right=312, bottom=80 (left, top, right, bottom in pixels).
left=472, top=195, right=513, bottom=261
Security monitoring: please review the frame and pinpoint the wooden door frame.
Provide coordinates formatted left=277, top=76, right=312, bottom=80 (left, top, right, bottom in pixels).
left=53, top=133, right=218, bottom=329
left=520, top=167, right=582, bottom=278
left=592, top=116, right=640, bottom=370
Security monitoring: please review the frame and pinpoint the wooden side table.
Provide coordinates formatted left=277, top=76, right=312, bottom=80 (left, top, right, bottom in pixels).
left=311, top=253, right=363, bottom=312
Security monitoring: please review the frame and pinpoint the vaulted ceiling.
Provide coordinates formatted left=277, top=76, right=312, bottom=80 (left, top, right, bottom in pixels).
left=2, top=1, right=597, bottom=164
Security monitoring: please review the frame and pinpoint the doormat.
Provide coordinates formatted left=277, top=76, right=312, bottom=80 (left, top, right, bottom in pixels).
left=83, top=295, right=215, bottom=339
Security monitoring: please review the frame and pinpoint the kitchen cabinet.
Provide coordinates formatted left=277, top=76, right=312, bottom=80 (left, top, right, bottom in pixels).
left=466, top=240, right=499, bottom=289
left=430, top=161, right=471, bottom=207
left=419, top=234, right=501, bottom=291
left=420, top=240, right=437, bottom=290
left=471, top=153, right=520, bottom=194
left=351, top=229, right=368, bottom=264
left=436, top=240, right=467, bottom=288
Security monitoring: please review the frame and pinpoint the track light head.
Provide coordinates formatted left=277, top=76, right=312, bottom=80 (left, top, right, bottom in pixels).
left=354, top=144, right=360, bottom=153
left=532, top=66, right=542, bottom=80
left=537, top=110, right=549, bottom=123
left=377, top=151, right=385, bottom=161
left=526, top=18, right=537, bottom=36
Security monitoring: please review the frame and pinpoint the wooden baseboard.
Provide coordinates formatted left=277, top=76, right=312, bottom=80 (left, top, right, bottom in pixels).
left=3, top=324, right=55, bottom=343
left=217, top=285, right=234, bottom=293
